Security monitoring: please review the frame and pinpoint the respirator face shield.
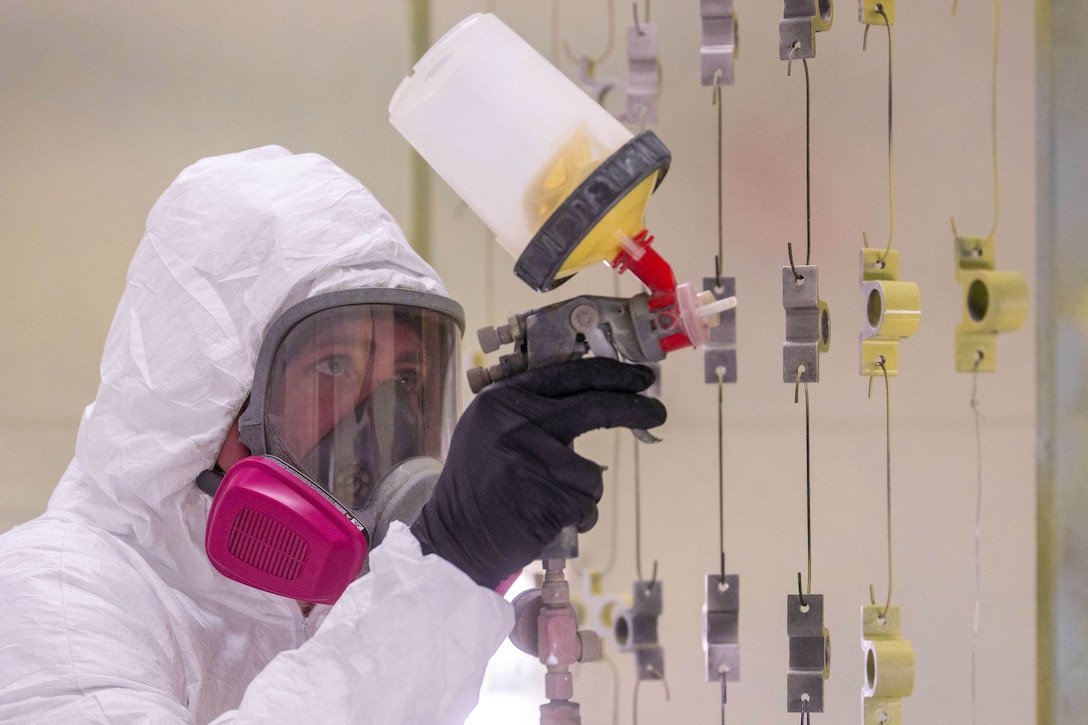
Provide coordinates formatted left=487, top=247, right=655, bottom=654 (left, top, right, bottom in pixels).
left=204, top=289, right=463, bottom=604
left=261, top=299, right=458, bottom=511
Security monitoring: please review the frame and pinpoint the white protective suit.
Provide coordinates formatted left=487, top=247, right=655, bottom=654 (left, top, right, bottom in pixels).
left=0, top=146, right=513, bottom=724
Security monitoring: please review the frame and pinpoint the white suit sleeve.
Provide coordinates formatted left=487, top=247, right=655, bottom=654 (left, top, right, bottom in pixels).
left=214, top=523, right=514, bottom=724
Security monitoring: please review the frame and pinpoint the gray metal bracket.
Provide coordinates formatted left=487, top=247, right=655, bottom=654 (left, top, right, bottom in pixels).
left=787, top=593, right=831, bottom=713
left=700, top=0, right=738, bottom=86
left=704, top=574, right=740, bottom=693
left=780, top=0, right=834, bottom=60
left=783, top=264, right=831, bottom=383
left=703, top=277, right=738, bottom=383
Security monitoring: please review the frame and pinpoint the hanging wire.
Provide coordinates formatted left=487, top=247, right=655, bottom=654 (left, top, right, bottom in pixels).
left=951, top=0, right=1001, bottom=241
left=720, top=669, right=728, bottom=725
left=593, top=263, right=625, bottom=578
left=862, top=5, right=895, bottom=263
left=970, top=351, right=984, bottom=725
left=867, top=358, right=894, bottom=620
left=712, top=69, right=724, bottom=286
left=563, top=0, right=616, bottom=65
left=785, top=42, right=813, bottom=265
left=632, top=666, right=670, bottom=725
left=603, top=653, right=620, bottom=725
left=717, top=367, right=727, bottom=583
left=802, top=371, right=813, bottom=597
left=633, top=440, right=658, bottom=590
left=598, top=428, right=623, bottom=577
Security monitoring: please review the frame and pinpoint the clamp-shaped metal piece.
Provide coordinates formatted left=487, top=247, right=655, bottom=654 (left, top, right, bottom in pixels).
left=615, top=580, right=665, bottom=681
left=703, top=277, right=738, bottom=383
left=704, top=574, right=740, bottom=700
left=787, top=594, right=831, bottom=713
left=859, top=249, right=920, bottom=376
left=575, top=56, right=621, bottom=106
left=700, top=0, right=738, bottom=86
left=624, top=20, right=659, bottom=127
left=859, top=0, right=895, bottom=25
left=861, top=604, right=914, bottom=725
left=783, top=265, right=831, bottom=383
left=954, top=235, right=1028, bottom=372
left=780, top=0, right=834, bottom=61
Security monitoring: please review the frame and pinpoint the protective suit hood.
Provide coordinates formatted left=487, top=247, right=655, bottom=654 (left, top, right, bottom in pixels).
left=48, top=145, right=448, bottom=612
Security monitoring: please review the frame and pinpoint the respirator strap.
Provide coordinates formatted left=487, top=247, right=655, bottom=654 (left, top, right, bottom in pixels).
left=195, top=466, right=226, bottom=497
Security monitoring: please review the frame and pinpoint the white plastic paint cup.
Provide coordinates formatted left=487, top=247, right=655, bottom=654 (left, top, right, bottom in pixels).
left=389, top=13, right=633, bottom=260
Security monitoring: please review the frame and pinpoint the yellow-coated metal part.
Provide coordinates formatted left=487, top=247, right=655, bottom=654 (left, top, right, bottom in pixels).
left=861, top=604, right=914, bottom=725
left=954, top=235, right=1029, bottom=372
left=859, top=0, right=895, bottom=26
left=555, top=172, right=660, bottom=279
left=814, top=0, right=834, bottom=32
left=859, top=249, right=921, bottom=376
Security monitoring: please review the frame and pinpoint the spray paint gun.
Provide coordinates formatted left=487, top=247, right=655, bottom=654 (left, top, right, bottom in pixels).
left=389, top=13, right=735, bottom=723
left=468, top=229, right=736, bottom=396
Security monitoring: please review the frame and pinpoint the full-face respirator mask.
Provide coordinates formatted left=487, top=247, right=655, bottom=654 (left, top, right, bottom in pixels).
left=197, top=289, right=463, bottom=604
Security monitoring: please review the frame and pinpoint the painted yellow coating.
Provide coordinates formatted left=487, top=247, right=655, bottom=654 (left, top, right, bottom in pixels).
left=523, top=126, right=660, bottom=284
left=859, top=0, right=895, bottom=25
left=814, top=0, right=835, bottom=32
left=861, top=604, right=914, bottom=725
left=954, top=235, right=1029, bottom=372
left=555, top=173, right=659, bottom=278
left=859, top=249, right=921, bottom=376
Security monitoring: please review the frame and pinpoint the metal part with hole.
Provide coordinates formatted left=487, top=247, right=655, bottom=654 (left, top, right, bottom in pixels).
left=953, top=235, right=1028, bottom=372
left=623, top=20, right=659, bottom=127
left=704, top=574, right=741, bottom=683
left=780, top=0, right=834, bottom=60
left=700, top=0, right=738, bottom=86
left=787, top=594, right=831, bottom=713
left=703, top=277, right=738, bottom=383
left=615, top=580, right=666, bottom=681
left=858, top=0, right=896, bottom=25
left=783, top=265, right=831, bottom=383
left=861, top=604, right=914, bottom=725
left=859, top=248, right=921, bottom=376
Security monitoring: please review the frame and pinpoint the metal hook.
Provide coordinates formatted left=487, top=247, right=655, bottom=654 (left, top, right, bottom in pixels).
left=632, top=0, right=651, bottom=35
left=632, top=662, right=671, bottom=725
left=800, top=696, right=811, bottom=725
left=788, top=241, right=802, bottom=282
left=562, top=0, right=616, bottom=65
left=711, top=67, right=722, bottom=104
left=797, top=571, right=808, bottom=608
left=787, top=40, right=801, bottom=76
left=794, top=362, right=805, bottom=404
left=861, top=4, right=890, bottom=51
left=643, top=560, right=659, bottom=595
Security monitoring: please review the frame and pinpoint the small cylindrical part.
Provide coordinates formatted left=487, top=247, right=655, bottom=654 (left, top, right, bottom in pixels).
left=477, top=326, right=502, bottom=352
left=860, top=280, right=921, bottom=340
left=862, top=639, right=915, bottom=699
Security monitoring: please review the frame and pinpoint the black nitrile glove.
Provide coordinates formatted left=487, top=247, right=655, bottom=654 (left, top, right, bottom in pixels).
left=410, top=358, right=667, bottom=589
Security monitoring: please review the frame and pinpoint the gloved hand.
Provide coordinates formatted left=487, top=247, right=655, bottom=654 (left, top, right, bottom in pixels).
left=410, top=358, right=667, bottom=589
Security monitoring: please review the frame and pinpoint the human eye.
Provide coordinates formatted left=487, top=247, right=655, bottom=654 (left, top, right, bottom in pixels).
left=315, top=354, right=353, bottom=377
left=394, top=367, right=420, bottom=392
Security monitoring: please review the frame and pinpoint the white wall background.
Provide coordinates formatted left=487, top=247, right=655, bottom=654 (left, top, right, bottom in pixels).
left=1, top=2, right=1036, bottom=724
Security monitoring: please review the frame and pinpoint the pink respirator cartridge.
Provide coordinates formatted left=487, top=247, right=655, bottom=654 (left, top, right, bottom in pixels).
left=205, top=456, right=370, bottom=605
